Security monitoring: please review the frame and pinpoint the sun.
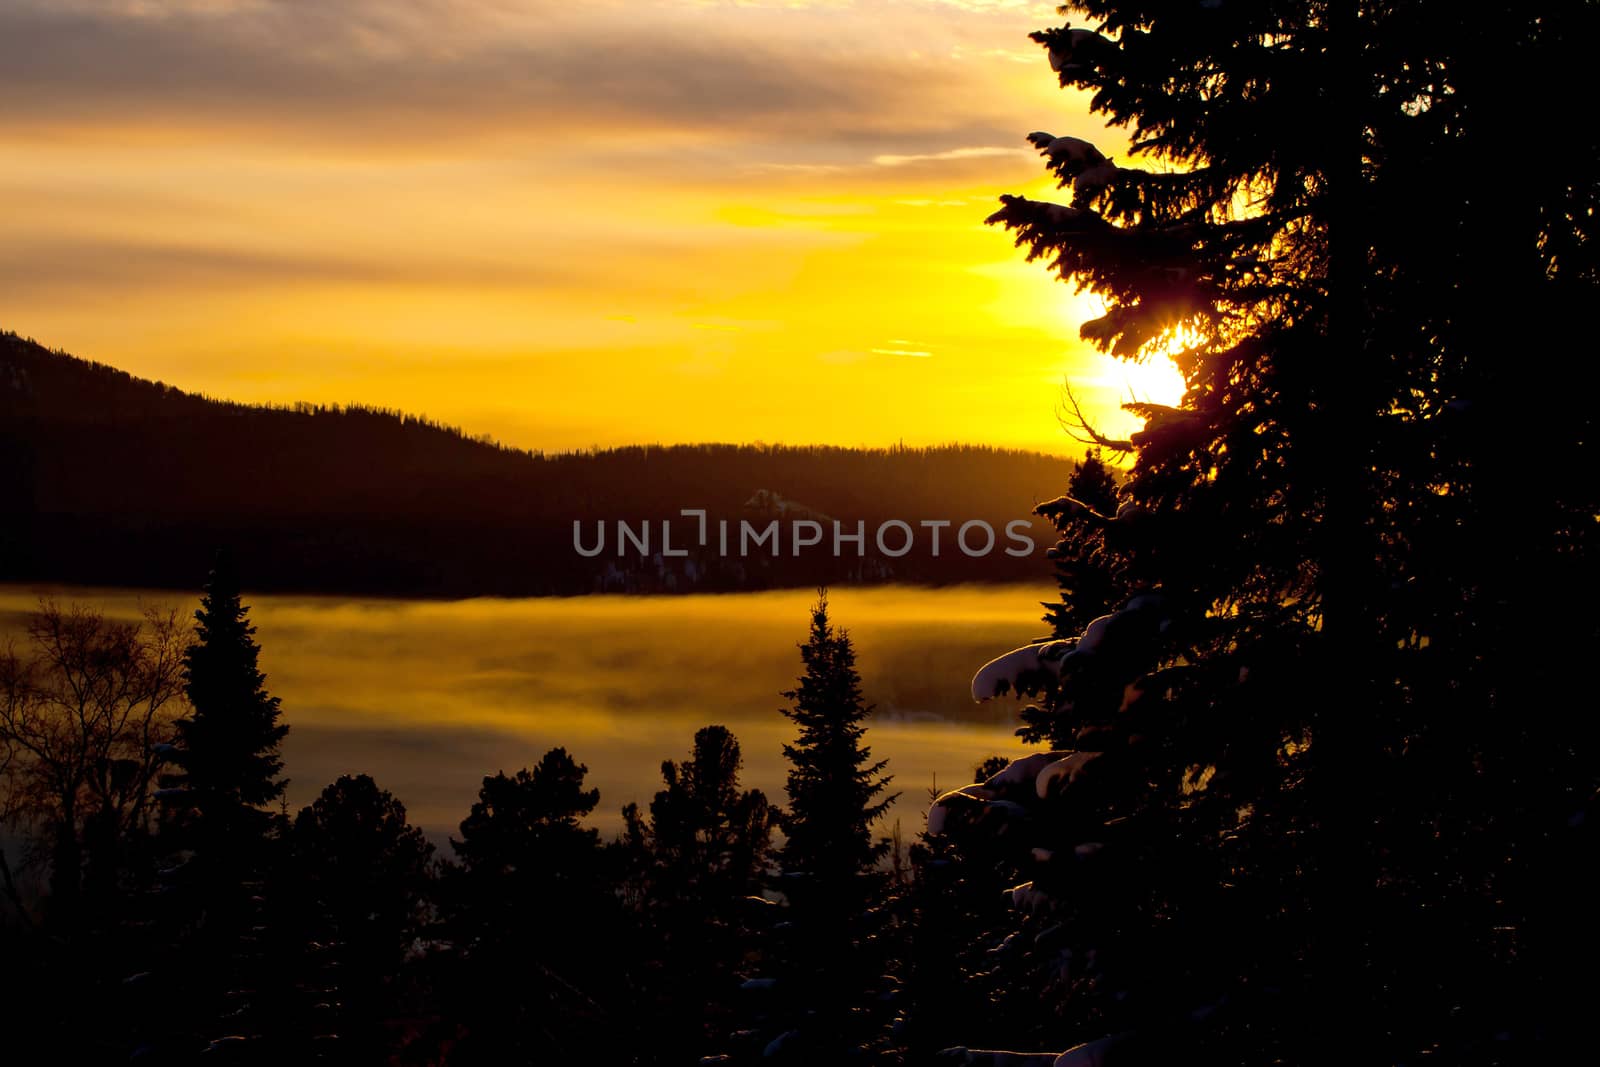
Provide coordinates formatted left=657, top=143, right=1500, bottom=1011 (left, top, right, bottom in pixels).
left=1112, top=351, right=1187, bottom=409
left=1067, top=299, right=1191, bottom=417
left=1063, top=349, right=1189, bottom=449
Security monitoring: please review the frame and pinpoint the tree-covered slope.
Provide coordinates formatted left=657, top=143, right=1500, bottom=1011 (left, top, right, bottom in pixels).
left=1, top=331, right=1079, bottom=595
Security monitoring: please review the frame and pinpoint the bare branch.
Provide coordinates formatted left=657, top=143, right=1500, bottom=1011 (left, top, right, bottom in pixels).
left=1055, top=378, right=1135, bottom=458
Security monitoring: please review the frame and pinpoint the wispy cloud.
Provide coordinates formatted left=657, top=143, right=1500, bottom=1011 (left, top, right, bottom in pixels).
left=872, top=146, right=1031, bottom=167
left=0, top=0, right=1053, bottom=154
left=0, top=0, right=1128, bottom=452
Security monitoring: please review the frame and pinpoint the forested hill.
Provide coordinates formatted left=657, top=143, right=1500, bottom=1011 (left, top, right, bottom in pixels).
left=0, top=331, right=1080, bottom=596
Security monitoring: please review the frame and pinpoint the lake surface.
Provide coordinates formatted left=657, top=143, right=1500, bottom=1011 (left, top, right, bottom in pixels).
left=0, top=584, right=1056, bottom=844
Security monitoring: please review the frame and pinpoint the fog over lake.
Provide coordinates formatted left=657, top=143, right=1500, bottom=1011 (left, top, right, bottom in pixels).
left=0, top=584, right=1056, bottom=842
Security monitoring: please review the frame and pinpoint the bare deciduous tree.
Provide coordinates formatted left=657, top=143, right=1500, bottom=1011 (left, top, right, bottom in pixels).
left=0, top=599, right=187, bottom=921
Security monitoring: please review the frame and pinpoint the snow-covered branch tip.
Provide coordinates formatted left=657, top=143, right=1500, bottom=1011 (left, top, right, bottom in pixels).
left=1034, top=494, right=1111, bottom=525
left=1124, top=403, right=1207, bottom=453
left=969, top=593, right=1170, bottom=702
left=1041, top=25, right=1115, bottom=80
left=984, top=194, right=1109, bottom=234
left=1024, top=132, right=1118, bottom=203
left=1025, top=132, right=1105, bottom=172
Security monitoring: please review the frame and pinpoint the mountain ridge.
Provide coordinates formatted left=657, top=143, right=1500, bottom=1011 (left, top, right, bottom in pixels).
left=1, top=330, right=1081, bottom=597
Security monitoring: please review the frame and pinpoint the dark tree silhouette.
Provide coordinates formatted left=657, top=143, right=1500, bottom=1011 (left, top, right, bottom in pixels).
left=164, top=554, right=288, bottom=855
left=443, top=749, right=613, bottom=1062
left=1020, top=448, right=1129, bottom=747
left=448, top=747, right=608, bottom=959
left=452, top=748, right=600, bottom=882
left=284, top=775, right=435, bottom=1058
left=1037, top=449, right=1121, bottom=649
left=610, top=727, right=778, bottom=1063
left=936, top=1, right=1600, bottom=1063
left=745, top=593, right=903, bottom=1060
left=291, top=773, right=433, bottom=956
left=133, top=561, right=295, bottom=1061
left=779, top=590, right=896, bottom=894
left=640, top=725, right=776, bottom=903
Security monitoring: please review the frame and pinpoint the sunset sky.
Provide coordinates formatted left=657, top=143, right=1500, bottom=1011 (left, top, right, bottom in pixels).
left=0, top=0, right=1182, bottom=453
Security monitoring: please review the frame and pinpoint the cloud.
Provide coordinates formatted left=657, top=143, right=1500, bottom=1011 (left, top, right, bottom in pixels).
left=872, top=146, right=1031, bottom=167
left=0, top=237, right=563, bottom=293
left=0, top=1, right=1117, bottom=453
left=0, top=0, right=1051, bottom=155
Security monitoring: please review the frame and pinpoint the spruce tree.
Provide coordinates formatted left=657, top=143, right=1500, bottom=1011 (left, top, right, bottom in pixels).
left=166, top=553, right=288, bottom=847
left=151, top=556, right=291, bottom=1057
left=779, top=590, right=896, bottom=894
left=930, top=1, right=1599, bottom=1062
left=1039, top=448, right=1121, bottom=644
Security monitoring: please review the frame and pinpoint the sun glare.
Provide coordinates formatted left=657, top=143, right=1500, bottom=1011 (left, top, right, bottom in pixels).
left=1113, top=352, right=1187, bottom=409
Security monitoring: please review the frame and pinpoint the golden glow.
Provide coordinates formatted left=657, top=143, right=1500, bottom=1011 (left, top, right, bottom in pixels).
left=0, top=0, right=1134, bottom=454
left=1089, top=351, right=1189, bottom=440
left=1117, top=355, right=1187, bottom=409
left=0, top=582, right=1050, bottom=833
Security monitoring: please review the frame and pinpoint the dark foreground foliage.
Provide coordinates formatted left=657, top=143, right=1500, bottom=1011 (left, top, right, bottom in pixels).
left=4, top=0, right=1598, bottom=1063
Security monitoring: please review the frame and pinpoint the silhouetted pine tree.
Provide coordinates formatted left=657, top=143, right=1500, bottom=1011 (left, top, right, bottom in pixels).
left=145, top=556, right=292, bottom=1062
left=931, top=1, right=1600, bottom=1063
left=726, top=593, right=903, bottom=1062
left=165, top=553, right=288, bottom=855
left=643, top=725, right=776, bottom=903
left=1038, top=449, right=1121, bottom=639
left=283, top=774, right=434, bottom=1059
left=1019, top=450, right=1129, bottom=747
left=291, top=774, right=433, bottom=963
left=451, top=748, right=601, bottom=888
left=443, top=749, right=614, bottom=1063
left=888, top=762, right=1030, bottom=1060
left=779, top=590, right=896, bottom=894
left=451, top=753, right=604, bottom=952
left=616, top=726, right=778, bottom=1064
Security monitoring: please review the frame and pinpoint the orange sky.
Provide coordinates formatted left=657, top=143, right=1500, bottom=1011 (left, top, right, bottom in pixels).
left=0, top=0, right=1182, bottom=453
